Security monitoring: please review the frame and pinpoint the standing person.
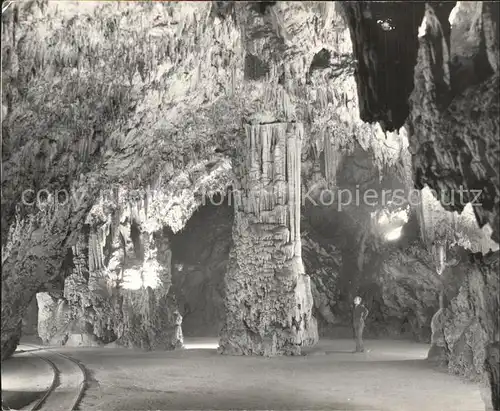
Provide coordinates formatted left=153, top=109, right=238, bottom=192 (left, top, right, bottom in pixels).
left=352, top=296, right=369, bottom=353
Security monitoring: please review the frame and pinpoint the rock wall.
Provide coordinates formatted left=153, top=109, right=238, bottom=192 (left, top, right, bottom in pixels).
left=342, top=4, right=499, bottom=407
left=219, top=122, right=318, bottom=356
left=373, top=242, right=440, bottom=341
left=409, top=2, right=500, bottom=244
left=1, top=182, right=96, bottom=360
left=1, top=1, right=238, bottom=359
left=301, top=220, right=342, bottom=333
left=303, top=209, right=441, bottom=342
left=429, top=250, right=499, bottom=410
left=37, top=218, right=183, bottom=350
left=302, top=139, right=434, bottom=340
left=340, top=1, right=499, bottom=242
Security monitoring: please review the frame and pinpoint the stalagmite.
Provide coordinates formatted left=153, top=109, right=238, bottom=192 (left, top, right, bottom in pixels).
left=219, top=121, right=318, bottom=356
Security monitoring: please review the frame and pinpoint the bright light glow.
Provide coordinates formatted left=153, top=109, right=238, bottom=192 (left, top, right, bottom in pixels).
left=378, top=213, right=389, bottom=225
left=121, top=263, right=161, bottom=290
left=449, top=3, right=460, bottom=25
left=385, top=226, right=403, bottom=241
left=418, top=16, right=428, bottom=38
left=184, top=342, right=219, bottom=350
left=394, top=208, right=410, bottom=224
left=183, top=338, right=219, bottom=350
left=122, top=268, right=143, bottom=290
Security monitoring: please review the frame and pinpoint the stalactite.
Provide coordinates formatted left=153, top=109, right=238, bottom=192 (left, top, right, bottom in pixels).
left=221, top=120, right=317, bottom=356
left=88, top=229, right=104, bottom=273
left=286, top=125, right=295, bottom=242
left=71, top=231, right=88, bottom=283
left=323, top=133, right=342, bottom=188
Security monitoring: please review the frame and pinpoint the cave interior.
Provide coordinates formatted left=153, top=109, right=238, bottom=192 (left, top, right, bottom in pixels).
left=1, top=1, right=499, bottom=411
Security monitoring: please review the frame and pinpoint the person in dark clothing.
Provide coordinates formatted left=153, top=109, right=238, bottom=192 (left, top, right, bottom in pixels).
left=352, top=296, right=369, bottom=353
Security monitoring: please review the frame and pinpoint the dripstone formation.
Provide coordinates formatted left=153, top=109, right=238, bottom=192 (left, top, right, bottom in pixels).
left=219, top=122, right=317, bottom=355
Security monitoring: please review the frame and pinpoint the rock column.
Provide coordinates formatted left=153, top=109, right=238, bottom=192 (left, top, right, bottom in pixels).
left=219, top=122, right=318, bottom=356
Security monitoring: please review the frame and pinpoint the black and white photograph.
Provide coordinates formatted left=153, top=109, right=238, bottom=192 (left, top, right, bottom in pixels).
left=1, top=1, right=499, bottom=410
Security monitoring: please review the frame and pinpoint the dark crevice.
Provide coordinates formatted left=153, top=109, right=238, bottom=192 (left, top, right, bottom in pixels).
left=340, top=1, right=428, bottom=131
left=251, top=1, right=277, bottom=15
left=130, top=219, right=144, bottom=261
left=244, top=53, right=269, bottom=81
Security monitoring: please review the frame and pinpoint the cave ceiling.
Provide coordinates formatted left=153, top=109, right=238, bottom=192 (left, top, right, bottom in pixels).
left=1, top=0, right=498, bottom=248
left=1, top=1, right=411, bottom=241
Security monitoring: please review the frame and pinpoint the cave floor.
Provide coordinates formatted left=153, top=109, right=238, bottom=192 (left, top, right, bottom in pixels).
left=3, top=338, right=488, bottom=411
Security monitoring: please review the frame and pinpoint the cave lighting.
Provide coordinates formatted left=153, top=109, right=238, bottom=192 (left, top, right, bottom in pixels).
left=121, top=269, right=143, bottom=290
left=385, top=226, right=403, bottom=241
left=183, top=339, right=219, bottom=350
left=121, top=262, right=160, bottom=290
left=418, top=16, right=428, bottom=37
left=449, top=3, right=460, bottom=25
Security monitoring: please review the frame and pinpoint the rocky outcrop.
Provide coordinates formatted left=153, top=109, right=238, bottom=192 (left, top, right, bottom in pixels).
left=219, top=122, right=318, bottom=356
left=73, top=219, right=183, bottom=350
left=1, top=181, right=97, bottom=359
left=301, top=224, right=342, bottom=332
left=409, top=2, right=500, bottom=244
left=33, top=206, right=184, bottom=350
left=352, top=241, right=439, bottom=342
left=343, top=5, right=499, bottom=407
left=429, top=251, right=499, bottom=408
left=36, top=291, right=100, bottom=347
left=341, top=2, right=499, bottom=246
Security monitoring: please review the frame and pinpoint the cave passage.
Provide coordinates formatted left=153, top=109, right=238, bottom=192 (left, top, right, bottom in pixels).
left=169, top=196, right=234, bottom=339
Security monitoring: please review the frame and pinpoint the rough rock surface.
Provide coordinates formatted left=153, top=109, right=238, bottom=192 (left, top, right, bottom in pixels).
left=1, top=5, right=498, bottom=395
left=33, top=204, right=185, bottom=350
left=219, top=123, right=317, bottom=356
left=342, top=3, right=499, bottom=407
left=74, top=220, right=183, bottom=350
left=428, top=251, right=499, bottom=409
left=301, top=221, right=342, bottom=332
left=1, top=1, right=350, bottom=358
left=340, top=1, right=499, bottom=241
left=409, top=2, right=500, bottom=244
left=370, top=242, right=440, bottom=342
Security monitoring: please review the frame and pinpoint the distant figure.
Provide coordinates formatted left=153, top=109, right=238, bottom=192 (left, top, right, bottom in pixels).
left=352, top=296, right=369, bottom=353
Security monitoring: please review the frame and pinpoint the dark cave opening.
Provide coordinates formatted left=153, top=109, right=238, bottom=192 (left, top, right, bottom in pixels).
left=169, top=194, right=234, bottom=338
left=130, top=219, right=145, bottom=262
left=341, top=1, right=429, bottom=131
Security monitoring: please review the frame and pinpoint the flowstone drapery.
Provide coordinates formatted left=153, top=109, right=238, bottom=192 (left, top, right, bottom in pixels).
left=219, top=122, right=318, bottom=356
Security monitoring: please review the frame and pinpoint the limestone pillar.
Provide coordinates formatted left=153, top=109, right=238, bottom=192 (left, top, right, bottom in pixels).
left=219, top=122, right=318, bottom=356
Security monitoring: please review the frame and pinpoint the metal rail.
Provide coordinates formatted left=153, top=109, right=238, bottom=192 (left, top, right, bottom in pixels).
left=17, top=344, right=88, bottom=411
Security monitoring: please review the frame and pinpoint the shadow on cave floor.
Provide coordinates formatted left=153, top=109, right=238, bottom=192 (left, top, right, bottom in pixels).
left=2, top=390, right=45, bottom=410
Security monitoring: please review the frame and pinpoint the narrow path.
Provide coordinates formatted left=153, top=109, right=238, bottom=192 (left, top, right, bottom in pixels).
left=8, top=344, right=88, bottom=411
